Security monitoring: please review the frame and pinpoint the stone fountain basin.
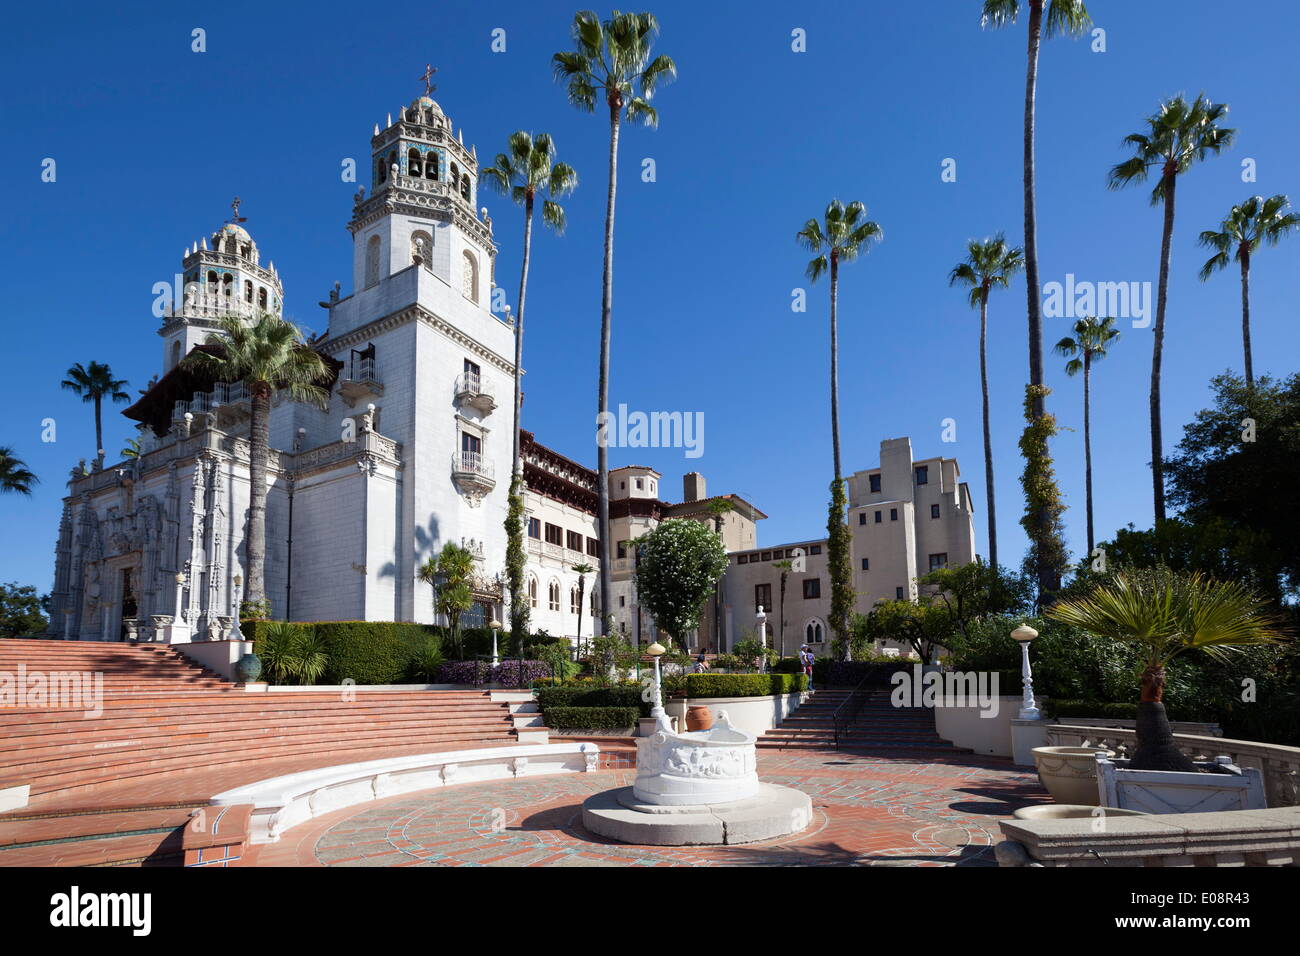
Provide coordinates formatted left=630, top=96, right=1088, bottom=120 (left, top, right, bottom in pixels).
left=632, top=715, right=760, bottom=807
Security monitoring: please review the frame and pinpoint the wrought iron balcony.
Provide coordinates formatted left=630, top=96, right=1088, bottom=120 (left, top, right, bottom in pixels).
left=453, top=372, right=496, bottom=414
left=450, top=450, right=495, bottom=504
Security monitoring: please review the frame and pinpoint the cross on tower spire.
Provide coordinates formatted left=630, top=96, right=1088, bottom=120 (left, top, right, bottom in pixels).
left=227, top=197, right=247, bottom=225
left=419, top=64, right=438, bottom=96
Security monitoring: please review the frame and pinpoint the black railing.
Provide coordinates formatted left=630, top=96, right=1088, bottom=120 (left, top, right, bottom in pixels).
left=832, top=672, right=875, bottom=750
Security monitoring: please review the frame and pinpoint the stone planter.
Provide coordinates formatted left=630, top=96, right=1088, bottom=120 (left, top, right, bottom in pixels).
left=1013, top=803, right=1148, bottom=822
left=1096, top=755, right=1267, bottom=813
left=1033, top=746, right=1115, bottom=807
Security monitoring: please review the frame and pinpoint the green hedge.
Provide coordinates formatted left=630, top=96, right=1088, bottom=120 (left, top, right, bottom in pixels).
left=543, top=706, right=640, bottom=730
left=537, top=685, right=648, bottom=717
left=1046, top=699, right=1200, bottom=723
left=684, top=673, right=808, bottom=698
left=315, top=621, right=435, bottom=685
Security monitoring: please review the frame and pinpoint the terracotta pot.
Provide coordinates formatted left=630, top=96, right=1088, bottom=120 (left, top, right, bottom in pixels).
left=1032, top=745, right=1115, bottom=807
left=685, top=705, right=714, bottom=732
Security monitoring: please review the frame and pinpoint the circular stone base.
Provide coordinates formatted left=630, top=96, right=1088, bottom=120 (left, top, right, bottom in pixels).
left=582, top=784, right=812, bottom=846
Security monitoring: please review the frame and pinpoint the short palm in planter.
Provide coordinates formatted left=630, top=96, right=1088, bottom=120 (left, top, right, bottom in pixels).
left=1048, top=567, right=1287, bottom=811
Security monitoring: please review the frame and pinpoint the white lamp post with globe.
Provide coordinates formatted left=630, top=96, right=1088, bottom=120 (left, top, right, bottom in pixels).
left=1011, top=624, right=1040, bottom=720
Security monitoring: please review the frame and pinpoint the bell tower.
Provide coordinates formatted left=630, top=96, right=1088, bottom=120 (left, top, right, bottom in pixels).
left=346, top=70, right=496, bottom=308
left=160, top=199, right=285, bottom=373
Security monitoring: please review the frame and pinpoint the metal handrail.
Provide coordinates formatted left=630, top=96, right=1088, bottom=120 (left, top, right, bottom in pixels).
left=832, top=671, right=875, bottom=750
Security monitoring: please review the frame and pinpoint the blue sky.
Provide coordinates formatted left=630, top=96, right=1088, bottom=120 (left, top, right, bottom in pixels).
left=3, top=0, right=1298, bottom=594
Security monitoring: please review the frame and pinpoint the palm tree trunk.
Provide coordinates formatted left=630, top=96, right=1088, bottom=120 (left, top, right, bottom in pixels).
left=779, top=575, right=787, bottom=657
left=1024, top=0, right=1045, bottom=418
left=829, top=256, right=842, bottom=482
left=979, top=294, right=998, bottom=569
left=576, top=576, right=585, bottom=650
left=506, top=196, right=535, bottom=642
left=1151, top=172, right=1177, bottom=524
left=246, top=383, right=271, bottom=610
left=94, top=397, right=104, bottom=461
left=595, top=102, right=621, bottom=638
left=1083, top=352, right=1094, bottom=554
left=1132, top=663, right=1197, bottom=771
left=1240, top=249, right=1253, bottom=388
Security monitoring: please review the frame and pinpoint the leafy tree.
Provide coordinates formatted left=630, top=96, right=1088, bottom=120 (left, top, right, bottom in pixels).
left=479, top=131, right=577, bottom=642
left=0, top=582, right=48, bottom=637
left=418, top=542, right=476, bottom=659
left=554, top=10, right=675, bottom=634
left=859, top=599, right=953, bottom=665
left=1048, top=567, right=1287, bottom=770
left=949, top=233, right=1025, bottom=569
left=919, top=558, right=1033, bottom=643
left=61, top=360, right=130, bottom=462
left=1198, top=195, right=1299, bottom=388
left=633, top=518, right=728, bottom=647
left=1108, top=93, right=1235, bottom=522
left=1019, top=384, right=1069, bottom=602
left=0, top=447, right=38, bottom=496
left=1053, top=316, right=1121, bottom=554
left=184, top=314, right=330, bottom=614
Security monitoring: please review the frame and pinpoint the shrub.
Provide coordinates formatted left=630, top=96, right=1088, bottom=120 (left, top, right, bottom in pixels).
left=814, top=659, right=913, bottom=688
left=315, top=621, right=433, bottom=685
left=538, top=684, right=648, bottom=716
left=435, top=658, right=551, bottom=688
left=542, top=706, right=640, bottom=731
left=771, top=657, right=803, bottom=674
left=405, top=638, right=444, bottom=683
left=255, top=621, right=321, bottom=685
left=684, top=673, right=807, bottom=698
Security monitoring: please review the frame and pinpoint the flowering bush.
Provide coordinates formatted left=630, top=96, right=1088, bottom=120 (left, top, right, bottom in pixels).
left=435, top=659, right=551, bottom=688
left=634, top=519, right=729, bottom=644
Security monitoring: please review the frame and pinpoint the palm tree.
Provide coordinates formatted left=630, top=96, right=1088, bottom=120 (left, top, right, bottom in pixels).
left=1108, top=93, right=1235, bottom=523
left=798, top=200, right=881, bottom=649
left=1048, top=567, right=1286, bottom=771
left=1053, top=317, right=1120, bottom=556
left=949, top=234, right=1025, bottom=571
left=61, top=361, right=130, bottom=462
left=480, top=131, right=578, bottom=645
left=705, top=499, right=733, bottom=650
left=571, top=562, right=595, bottom=656
left=554, top=10, right=675, bottom=638
left=772, top=558, right=792, bottom=657
left=418, top=543, right=476, bottom=660
left=981, top=0, right=1090, bottom=421
left=1198, top=194, right=1300, bottom=389
left=121, top=436, right=143, bottom=460
left=0, top=447, right=38, bottom=495
left=183, top=314, right=329, bottom=614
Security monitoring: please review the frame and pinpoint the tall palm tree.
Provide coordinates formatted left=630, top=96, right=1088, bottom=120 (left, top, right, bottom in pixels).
left=61, top=361, right=130, bottom=462
left=0, top=447, right=38, bottom=495
left=705, top=499, right=733, bottom=650
left=1109, top=93, right=1235, bottom=523
left=949, top=234, right=1025, bottom=571
left=554, top=10, right=675, bottom=638
left=1053, top=316, right=1120, bottom=555
left=1048, top=567, right=1286, bottom=771
left=772, top=558, right=792, bottom=657
left=480, top=131, right=578, bottom=644
left=798, top=199, right=881, bottom=650
left=1198, top=194, right=1299, bottom=388
left=981, top=0, right=1091, bottom=420
left=571, top=562, right=595, bottom=655
left=183, top=314, right=329, bottom=614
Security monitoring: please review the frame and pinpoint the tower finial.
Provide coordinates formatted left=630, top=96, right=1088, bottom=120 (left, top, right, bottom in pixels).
left=419, top=63, right=438, bottom=96
left=228, top=197, right=247, bottom=225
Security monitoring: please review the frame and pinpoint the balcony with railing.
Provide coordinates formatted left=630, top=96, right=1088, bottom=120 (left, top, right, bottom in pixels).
left=338, top=354, right=384, bottom=407
left=171, top=381, right=250, bottom=422
left=450, top=449, right=495, bottom=503
left=453, top=371, right=496, bottom=414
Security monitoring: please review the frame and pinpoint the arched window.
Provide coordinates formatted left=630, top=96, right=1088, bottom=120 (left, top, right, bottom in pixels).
left=528, top=575, right=538, bottom=609
left=410, top=230, right=432, bottom=268
left=460, top=173, right=471, bottom=201
left=206, top=270, right=218, bottom=288
left=570, top=587, right=580, bottom=615
left=450, top=161, right=460, bottom=189
left=548, top=580, right=561, bottom=613
left=387, top=150, right=397, bottom=175
left=590, top=589, right=598, bottom=616
left=221, top=273, right=233, bottom=297
left=377, top=158, right=387, bottom=184
left=461, top=250, right=478, bottom=301
left=244, top=279, right=253, bottom=302
left=407, top=147, right=422, bottom=178
left=805, top=620, right=825, bottom=645
left=365, top=235, right=382, bottom=288
left=424, top=151, right=439, bottom=180
left=257, top=287, right=268, bottom=309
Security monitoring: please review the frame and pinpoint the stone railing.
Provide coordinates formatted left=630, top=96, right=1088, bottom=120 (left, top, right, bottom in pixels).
left=1046, top=724, right=1300, bottom=808
left=997, top=805, right=1300, bottom=867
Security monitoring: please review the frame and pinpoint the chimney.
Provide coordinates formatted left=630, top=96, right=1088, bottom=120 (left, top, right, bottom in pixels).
left=683, top=472, right=706, bottom=503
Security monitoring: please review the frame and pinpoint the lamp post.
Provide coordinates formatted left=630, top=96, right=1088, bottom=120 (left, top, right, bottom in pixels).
left=174, top=571, right=186, bottom=621
left=1011, top=624, right=1040, bottom=720
left=229, top=574, right=245, bottom=642
left=647, top=641, right=667, bottom=723
left=755, top=606, right=767, bottom=673
left=490, top=617, right=502, bottom=668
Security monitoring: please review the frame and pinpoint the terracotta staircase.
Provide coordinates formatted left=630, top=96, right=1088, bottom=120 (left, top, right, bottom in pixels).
left=758, top=689, right=971, bottom=754
left=0, top=639, right=532, bottom=865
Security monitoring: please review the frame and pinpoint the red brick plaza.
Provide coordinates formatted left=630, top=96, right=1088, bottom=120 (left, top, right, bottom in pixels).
left=249, top=748, right=1047, bottom=867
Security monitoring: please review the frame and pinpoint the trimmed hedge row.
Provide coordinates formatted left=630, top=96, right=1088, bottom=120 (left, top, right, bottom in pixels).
left=537, top=685, right=648, bottom=716
left=684, top=673, right=808, bottom=698
left=543, top=706, right=640, bottom=730
left=243, top=620, right=436, bottom=685
left=812, top=658, right=915, bottom=688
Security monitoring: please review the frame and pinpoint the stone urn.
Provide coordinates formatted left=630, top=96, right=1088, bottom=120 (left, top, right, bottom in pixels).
left=1013, top=803, right=1148, bottom=821
left=1032, top=745, right=1115, bottom=806
left=685, top=705, right=714, bottom=732
left=633, top=711, right=759, bottom=806
left=235, top=652, right=263, bottom=684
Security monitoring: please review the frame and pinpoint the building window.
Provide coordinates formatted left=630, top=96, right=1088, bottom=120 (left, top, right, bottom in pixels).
left=802, top=578, right=821, bottom=600
left=620, top=595, right=626, bottom=607
left=590, top=590, right=598, bottom=616
left=566, top=530, right=583, bottom=553
left=570, top=587, right=581, bottom=615
left=462, top=250, right=478, bottom=301
left=809, top=544, right=821, bottom=556
left=755, top=583, right=772, bottom=613
left=527, top=517, right=541, bottom=539
left=586, top=536, right=600, bottom=558
left=738, top=554, right=748, bottom=564
left=635, top=478, right=643, bottom=490
left=528, top=576, right=538, bottom=609
left=548, top=581, right=560, bottom=612
left=874, top=511, right=882, bottom=524
left=861, top=557, right=869, bottom=570
left=928, top=553, right=948, bottom=571
left=869, top=473, right=881, bottom=493
left=616, top=540, right=628, bottom=560
left=931, top=504, right=941, bottom=519
left=257, top=287, right=268, bottom=309
left=411, top=229, right=433, bottom=268
left=806, top=621, right=824, bottom=644
left=545, top=523, right=562, bottom=546
left=890, top=508, right=898, bottom=521
left=425, top=151, right=439, bottom=180
left=916, top=465, right=929, bottom=486
left=858, top=512, right=866, bottom=525
left=896, top=586, right=905, bottom=600
left=407, top=147, right=423, bottom=177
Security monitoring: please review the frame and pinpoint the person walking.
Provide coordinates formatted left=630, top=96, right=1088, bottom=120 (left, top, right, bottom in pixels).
left=800, top=644, right=815, bottom=692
